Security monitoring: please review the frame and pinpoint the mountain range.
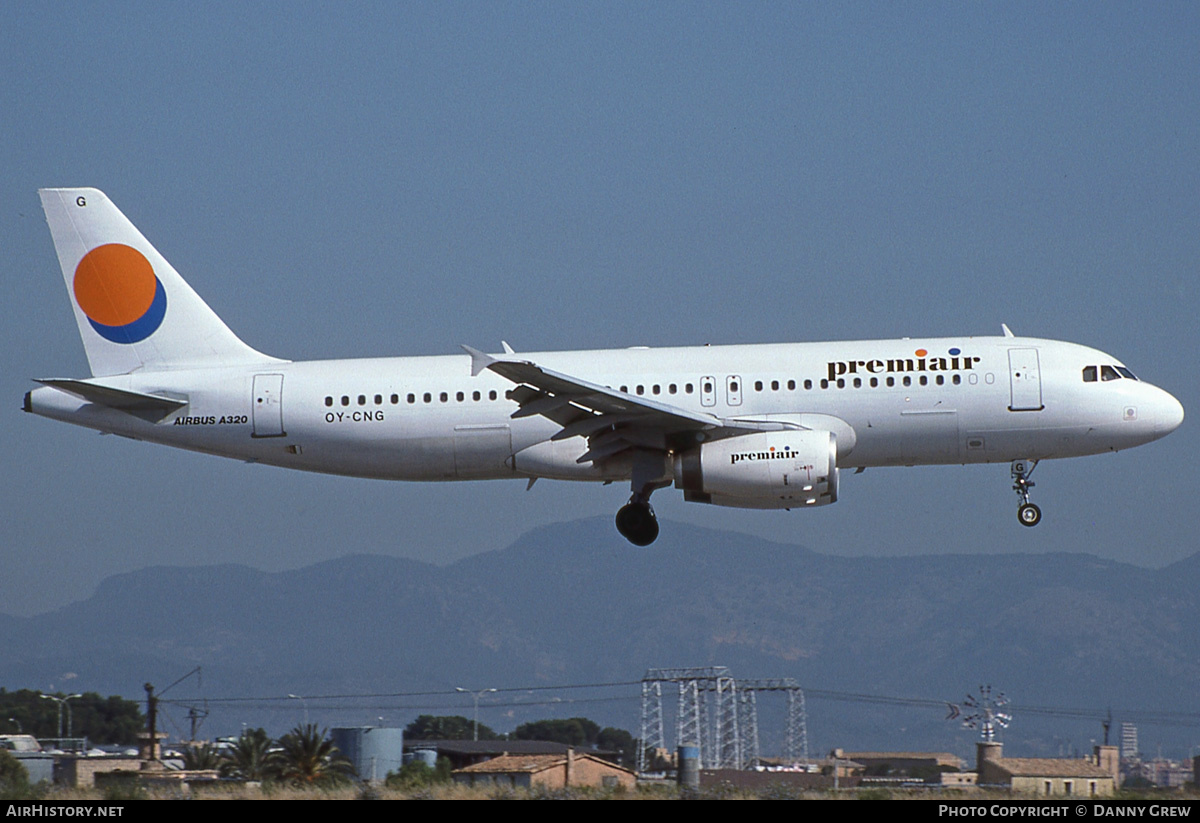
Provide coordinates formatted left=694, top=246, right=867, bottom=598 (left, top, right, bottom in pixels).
left=2, top=516, right=1195, bottom=759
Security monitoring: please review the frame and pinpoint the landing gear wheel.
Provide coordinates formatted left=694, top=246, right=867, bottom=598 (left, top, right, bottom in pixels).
left=1017, top=503, right=1042, bottom=527
left=616, top=502, right=659, bottom=546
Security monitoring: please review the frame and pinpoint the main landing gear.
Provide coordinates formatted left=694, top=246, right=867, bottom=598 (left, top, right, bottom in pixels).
left=616, top=495, right=659, bottom=546
left=1011, top=459, right=1041, bottom=527
left=615, top=450, right=670, bottom=546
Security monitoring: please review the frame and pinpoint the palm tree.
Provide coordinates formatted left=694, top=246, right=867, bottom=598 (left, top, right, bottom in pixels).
left=181, top=742, right=222, bottom=771
left=220, top=728, right=273, bottom=781
left=272, top=723, right=354, bottom=786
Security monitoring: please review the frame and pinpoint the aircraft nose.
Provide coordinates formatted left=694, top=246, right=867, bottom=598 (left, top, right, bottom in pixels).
left=1156, top=388, right=1184, bottom=436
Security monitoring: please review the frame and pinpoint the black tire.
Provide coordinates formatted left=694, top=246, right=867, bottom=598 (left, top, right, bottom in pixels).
left=615, top=503, right=659, bottom=546
left=1018, top=502, right=1042, bottom=527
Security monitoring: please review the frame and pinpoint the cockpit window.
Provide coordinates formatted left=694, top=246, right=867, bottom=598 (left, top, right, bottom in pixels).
left=1116, top=366, right=1138, bottom=380
left=1082, top=366, right=1097, bottom=383
left=1101, top=365, right=1120, bottom=381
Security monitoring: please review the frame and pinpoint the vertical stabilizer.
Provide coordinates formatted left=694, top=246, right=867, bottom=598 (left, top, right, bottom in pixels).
left=39, top=188, right=283, bottom=376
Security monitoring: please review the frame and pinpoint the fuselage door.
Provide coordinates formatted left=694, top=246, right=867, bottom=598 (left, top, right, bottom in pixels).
left=700, top=376, right=717, bottom=408
left=1007, top=348, right=1044, bottom=411
left=726, top=375, right=743, bottom=407
left=252, top=373, right=286, bottom=437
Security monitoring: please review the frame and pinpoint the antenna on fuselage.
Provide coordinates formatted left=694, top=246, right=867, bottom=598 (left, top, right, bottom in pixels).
left=1001, top=324, right=1015, bottom=338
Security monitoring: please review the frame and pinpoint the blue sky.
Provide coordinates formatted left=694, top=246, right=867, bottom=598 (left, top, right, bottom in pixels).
left=3, top=2, right=1197, bottom=617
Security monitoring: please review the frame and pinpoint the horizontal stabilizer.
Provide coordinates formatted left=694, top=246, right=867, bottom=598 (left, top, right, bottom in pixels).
left=35, top=379, right=186, bottom=418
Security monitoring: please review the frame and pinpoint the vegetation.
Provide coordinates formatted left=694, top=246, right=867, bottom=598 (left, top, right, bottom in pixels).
left=180, top=742, right=222, bottom=771
left=220, top=727, right=273, bottom=780
left=384, top=756, right=453, bottom=791
left=404, top=714, right=500, bottom=741
left=0, top=689, right=142, bottom=744
left=512, top=717, right=637, bottom=767
left=0, top=749, right=32, bottom=800
left=271, top=723, right=354, bottom=787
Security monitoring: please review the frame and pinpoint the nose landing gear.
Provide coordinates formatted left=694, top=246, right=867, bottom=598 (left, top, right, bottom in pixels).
left=1012, top=460, right=1041, bottom=527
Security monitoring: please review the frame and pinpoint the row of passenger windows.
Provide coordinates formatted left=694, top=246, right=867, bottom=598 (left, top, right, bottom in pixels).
left=1082, top=365, right=1137, bottom=383
left=325, top=372, right=968, bottom=408
left=325, top=389, right=500, bottom=407
left=620, top=374, right=964, bottom=395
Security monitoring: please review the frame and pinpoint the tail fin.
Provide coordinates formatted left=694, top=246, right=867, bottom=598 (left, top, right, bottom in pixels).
left=39, top=188, right=283, bottom=376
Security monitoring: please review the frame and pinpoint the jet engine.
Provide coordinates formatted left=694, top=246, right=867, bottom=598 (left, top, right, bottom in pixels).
left=673, top=430, right=838, bottom=509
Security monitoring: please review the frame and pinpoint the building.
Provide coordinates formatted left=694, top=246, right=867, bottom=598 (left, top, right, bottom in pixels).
left=452, top=748, right=635, bottom=790
left=976, top=741, right=1115, bottom=797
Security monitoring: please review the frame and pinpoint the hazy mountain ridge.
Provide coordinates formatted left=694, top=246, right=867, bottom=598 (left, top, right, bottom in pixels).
left=2, top=517, right=1195, bottom=752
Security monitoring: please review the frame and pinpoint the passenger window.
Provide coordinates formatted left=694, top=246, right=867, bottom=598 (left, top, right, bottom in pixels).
left=685, top=383, right=694, bottom=394
left=1101, top=366, right=1120, bottom=381
left=440, top=392, right=448, bottom=402
left=788, top=380, right=796, bottom=390
left=886, top=377, right=895, bottom=387
left=489, top=390, right=497, bottom=400
left=853, top=378, right=861, bottom=388
left=620, top=386, right=628, bottom=393
left=1082, top=366, right=1097, bottom=382
left=341, top=396, right=350, bottom=406
left=390, top=394, right=399, bottom=404
left=836, top=379, right=845, bottom=389
left=325, top=396, right=333, bottom=407
left=407, top=393, right=415, bottom=404
left=936, top=375, right=944, bottom=385
left=473, top=391, right=481, bottom=401
left=903, top=376, right=912, bottom=387
left=870, top=377, right=878, bottom=388
left=652, top=385, right=661, bottom=395
left=820, top=379, right=828, bottom=389
left=771, top=380, right=779, bottom=391
left=919, top=376, right=927, bottom=386
left=669, top=384, right=677, bottom=394
left=804, top=379, right=812, bottom=390
left=730, top=381, right=739, bottom=392
left=423, top=392, right=432, bottom=403
left=636, top=385, right=645, bottom=395
left=374, top=394, right=383, bottom=405
left=456, top=391, right=464, bottom=402
left=953, top=374, right=961, bottom=385
left=754, top=381, right=763, bottom=391
left=358, top=395, right=366, bottom=406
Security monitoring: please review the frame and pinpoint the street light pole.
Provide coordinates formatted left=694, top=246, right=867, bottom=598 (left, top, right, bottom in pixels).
left=39, top=693, right=82, bottom=740
left=455, top=687, right=497, bottom=741
left=287, top=694, right=310, bottom=726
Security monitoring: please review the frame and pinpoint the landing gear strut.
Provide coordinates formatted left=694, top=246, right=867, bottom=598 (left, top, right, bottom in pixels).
left=1011, top=459, right=1041, bottom=527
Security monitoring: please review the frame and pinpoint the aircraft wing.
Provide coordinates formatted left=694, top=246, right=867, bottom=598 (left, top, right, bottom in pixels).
left=462, top=346, right=796, bottom=464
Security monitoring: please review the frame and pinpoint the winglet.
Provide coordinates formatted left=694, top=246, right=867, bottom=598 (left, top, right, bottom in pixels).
left=461, top=344, right=496, bottom=377
left=1001, top=323, right=1015, bottom=338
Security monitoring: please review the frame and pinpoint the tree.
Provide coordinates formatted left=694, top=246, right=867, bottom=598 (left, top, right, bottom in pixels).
left=0, top=689, right=142, bottom=744
left=181, top=743, right=221, bottom=771
left=403, top=715, right=499, bottom=741
left=220, top=728, right=273, bottom=781
left=0, top=750, right=30, bottom=798
left=512, top=717, right=600, bottom=746
left=271, top=723, right=354, bottom=786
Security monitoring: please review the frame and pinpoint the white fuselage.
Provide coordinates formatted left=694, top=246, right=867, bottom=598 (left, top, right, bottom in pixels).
left=27, top=335, right=1184, bottom=484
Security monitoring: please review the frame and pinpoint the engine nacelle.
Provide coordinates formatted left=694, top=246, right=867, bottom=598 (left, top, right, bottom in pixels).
left=673, top=430, right=838, bottom=510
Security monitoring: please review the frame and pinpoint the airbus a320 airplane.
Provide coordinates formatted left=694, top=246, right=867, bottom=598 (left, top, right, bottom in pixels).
left=26, top=188, right=1184, bottom=545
